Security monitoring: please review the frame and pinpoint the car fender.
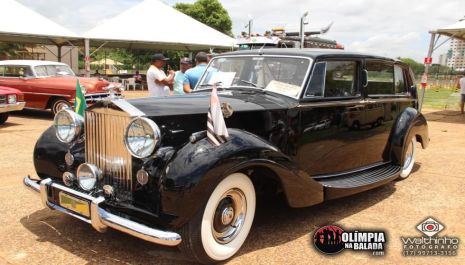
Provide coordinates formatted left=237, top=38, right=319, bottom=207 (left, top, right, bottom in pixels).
left=387, top=107, right=429, bottom=165
left=160, top=128, right=324, bottom=228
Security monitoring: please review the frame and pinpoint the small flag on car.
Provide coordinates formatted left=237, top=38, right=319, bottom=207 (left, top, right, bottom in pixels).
left=207, top=84, right=229, bottom=146
left=75, top=79, right=87, bottom=117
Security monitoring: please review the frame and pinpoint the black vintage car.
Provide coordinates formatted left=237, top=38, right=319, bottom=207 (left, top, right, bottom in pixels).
left=24, top=49, right=429, bottom=264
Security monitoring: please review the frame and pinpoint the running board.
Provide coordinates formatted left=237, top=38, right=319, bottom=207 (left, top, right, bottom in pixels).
left=314, top=164, right=401, bottom=200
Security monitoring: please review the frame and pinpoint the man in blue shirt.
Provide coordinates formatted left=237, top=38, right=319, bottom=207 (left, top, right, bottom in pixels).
left=183, top=52, right=208, bottom=93
left=173, top=58, right=192, bottom=95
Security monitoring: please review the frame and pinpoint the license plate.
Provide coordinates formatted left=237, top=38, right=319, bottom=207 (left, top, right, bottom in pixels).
left=59, top=192, right=90, bottom=218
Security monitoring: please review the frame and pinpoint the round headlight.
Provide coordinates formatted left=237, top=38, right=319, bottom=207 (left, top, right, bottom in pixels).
left=124, top=117, right=160, bottom=158
left=53, top=109, right=84, bottom=143
left=77, top=163, right=102, bottom=191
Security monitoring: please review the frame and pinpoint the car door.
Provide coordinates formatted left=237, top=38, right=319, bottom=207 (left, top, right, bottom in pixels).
left=362, top=59, right=415, bottom=165
left=0, top=65, right=38, bottom=108
left=296, top=58, right=374, bottom=176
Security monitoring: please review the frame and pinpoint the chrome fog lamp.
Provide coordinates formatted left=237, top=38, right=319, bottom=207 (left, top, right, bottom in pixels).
left=124, top=117, right=160, bottom=158
left=77, top=163, right=102, bottom=191
left=53, top=109, right=84, bottom=143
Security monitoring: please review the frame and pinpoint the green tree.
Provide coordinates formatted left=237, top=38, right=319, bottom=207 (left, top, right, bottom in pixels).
left=174, top=0, right=233, bottom=36
left=398, top=57, right=425, bottom=75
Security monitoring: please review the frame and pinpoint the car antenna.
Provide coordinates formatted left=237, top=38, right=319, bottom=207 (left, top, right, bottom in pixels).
left=258, top=42, right=267, bottom=55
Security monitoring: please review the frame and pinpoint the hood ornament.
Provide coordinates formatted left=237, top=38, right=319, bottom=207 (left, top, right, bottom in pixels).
left=221, top=102, right=234, bottom=118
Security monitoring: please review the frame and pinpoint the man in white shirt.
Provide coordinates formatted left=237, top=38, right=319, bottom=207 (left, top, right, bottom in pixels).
left=459, top=73, right=465, bottom=114
left=147, top=54, right=175, bottom=97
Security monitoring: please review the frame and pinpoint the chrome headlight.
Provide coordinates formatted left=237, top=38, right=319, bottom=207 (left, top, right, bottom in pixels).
left=124, top=117, right=160, bottom=158
left=77, top=163, right=102, bottom=191
left=53, top=109, right=84, bottom=143
left=7, top=94, right=16, bottom=104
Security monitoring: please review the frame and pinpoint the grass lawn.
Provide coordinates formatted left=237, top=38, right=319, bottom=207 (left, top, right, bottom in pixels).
left=421, top=87, right=461, bottom=110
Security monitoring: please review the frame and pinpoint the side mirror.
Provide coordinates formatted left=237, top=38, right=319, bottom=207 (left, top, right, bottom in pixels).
left=361, top=69, right=368, bottom=88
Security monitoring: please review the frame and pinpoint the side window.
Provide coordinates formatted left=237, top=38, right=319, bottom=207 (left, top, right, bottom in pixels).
left=3, top=66, right=33, bottom=77
left=324, top=61, right=358, bottom=97
left=394, top=65, right=407, bottom=94
left=305, top=62, right=325, bottom=97
left=366, top=61, right=394, bottom=95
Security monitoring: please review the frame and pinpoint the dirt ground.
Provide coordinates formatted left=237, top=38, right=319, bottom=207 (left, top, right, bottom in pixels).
left=1, top=91, right=464, bottom=265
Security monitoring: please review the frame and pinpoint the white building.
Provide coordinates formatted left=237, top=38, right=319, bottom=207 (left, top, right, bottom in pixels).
left=447, top=38, right=465, bottom=70
left=438, top=53, right=448, bottom=66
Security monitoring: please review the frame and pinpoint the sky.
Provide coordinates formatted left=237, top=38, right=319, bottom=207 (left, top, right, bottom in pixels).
left=16, top=0, right=465, bottom=62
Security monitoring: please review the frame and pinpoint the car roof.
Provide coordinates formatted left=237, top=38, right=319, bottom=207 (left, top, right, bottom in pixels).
left=0, top=60, right=68, bottom=67
left=219, top=48, right=397, bottom=62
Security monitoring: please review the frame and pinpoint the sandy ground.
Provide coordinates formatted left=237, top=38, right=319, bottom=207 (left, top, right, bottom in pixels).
left=1, top=91, right=464, bottom=265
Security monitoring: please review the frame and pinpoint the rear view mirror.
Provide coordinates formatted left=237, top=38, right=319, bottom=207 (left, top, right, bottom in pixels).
left=361, top=69, right=368, bottom=88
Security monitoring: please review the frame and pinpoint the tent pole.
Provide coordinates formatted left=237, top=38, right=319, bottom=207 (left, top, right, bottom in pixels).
left=420, top=32, right=437, bottom=112
left=57, top=45, right=62, bottom=62
left=85, top=38, right=90, bottom=77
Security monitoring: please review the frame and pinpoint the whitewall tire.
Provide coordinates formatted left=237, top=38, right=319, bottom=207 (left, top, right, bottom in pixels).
left=179, top=173, right=256, bottom=264
left=398, top=138, right=416, bottom=179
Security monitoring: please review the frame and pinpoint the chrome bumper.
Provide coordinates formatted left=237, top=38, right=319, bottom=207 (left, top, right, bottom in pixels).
left=23, top=176, right=181, bottom=246
left=0, top=102, right=25, bottom=113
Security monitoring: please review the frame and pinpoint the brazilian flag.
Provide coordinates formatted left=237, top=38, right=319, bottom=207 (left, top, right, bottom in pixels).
left=75, top=79, right=87, bottom=116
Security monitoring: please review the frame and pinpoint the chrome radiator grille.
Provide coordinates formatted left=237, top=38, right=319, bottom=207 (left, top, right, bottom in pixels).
left=85, top=108, right=133, bottom=193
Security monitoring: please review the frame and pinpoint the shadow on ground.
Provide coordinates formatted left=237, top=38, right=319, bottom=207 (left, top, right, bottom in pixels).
left=12, top=109, right=54, bottom=121
left=423, top=110, right=465, bottom=125
left=20, top=174, right=404, bottom=264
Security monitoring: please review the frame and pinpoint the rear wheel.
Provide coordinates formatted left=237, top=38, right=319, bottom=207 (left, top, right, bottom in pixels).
left=398, top=137, right=416, bottom=180
left=179, top=173, right=256, bottom=264
left=0, top=113, right=9, bottom=125
left=51, top=98, right=71, bottom=115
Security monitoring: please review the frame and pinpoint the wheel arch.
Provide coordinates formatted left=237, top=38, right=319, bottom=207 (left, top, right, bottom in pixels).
left=388, top=107, right=429, bottom=165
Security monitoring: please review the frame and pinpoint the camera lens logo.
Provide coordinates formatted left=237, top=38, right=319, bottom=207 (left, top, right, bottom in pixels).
left=313, top=225, right=345, bottom=254
left=416, top=217, right=444, bottom=237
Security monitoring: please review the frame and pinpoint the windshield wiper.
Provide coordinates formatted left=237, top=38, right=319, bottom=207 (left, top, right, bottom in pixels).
left=238, top=79, right=259, bottom=88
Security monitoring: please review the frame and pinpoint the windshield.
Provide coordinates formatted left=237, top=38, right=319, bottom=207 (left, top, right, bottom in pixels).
left=34, top=65, right=75, bottom=77
left=197, top=56, right=311, bottom=98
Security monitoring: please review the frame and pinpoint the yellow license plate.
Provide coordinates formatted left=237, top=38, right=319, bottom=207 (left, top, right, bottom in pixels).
left=59, top=192, right=90, bottom=217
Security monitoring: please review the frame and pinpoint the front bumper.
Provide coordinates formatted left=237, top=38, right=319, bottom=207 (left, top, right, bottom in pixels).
left=0, top=101, right=25, bottom=113
left=23, top=176, right=181, bottom=246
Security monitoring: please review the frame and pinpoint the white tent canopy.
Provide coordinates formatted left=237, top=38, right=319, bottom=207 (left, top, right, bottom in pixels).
left=84, top=0, right=236, bottom=51
left=435, top=19, right=465, bottom=41
left=0, top=0, right=80, bottom=45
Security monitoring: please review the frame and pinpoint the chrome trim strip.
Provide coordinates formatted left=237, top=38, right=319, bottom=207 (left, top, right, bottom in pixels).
left=0, top=101, right=26, bottom=113
left=23, top=176, right=182, bottom=246
left=21, top=92, right=72, bottom=98
left=111, top=99, right=146, bottom=117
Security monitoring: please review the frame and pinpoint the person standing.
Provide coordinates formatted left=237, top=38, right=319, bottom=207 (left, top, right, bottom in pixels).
left=183, top=52, right=209, bottom=93
left=147, top=53, right=175, bottom=97
left=459, top=73, right=465, bottom=114
left=173, top=58, right=192, bottom=95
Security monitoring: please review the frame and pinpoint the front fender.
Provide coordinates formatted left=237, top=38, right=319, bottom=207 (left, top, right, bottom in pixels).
left=160, top=128, right=323, bottom=228
left=388, top=107, right=429, bottom=165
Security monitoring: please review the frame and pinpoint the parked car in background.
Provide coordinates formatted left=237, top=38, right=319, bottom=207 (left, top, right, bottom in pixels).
left=24, top=49, right=429, bottom=264
left=0, top=86, right=25, bottom=125
left=0, top=60, right=122, bottom=114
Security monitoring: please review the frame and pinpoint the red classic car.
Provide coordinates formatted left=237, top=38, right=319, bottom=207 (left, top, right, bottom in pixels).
left=0, top=86, right=25, bottom=125
left=0, top=60, right=121, bottom=114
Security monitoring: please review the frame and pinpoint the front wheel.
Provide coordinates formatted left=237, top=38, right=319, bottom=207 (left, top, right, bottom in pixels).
left=0, top=113, right=9, bottom=125
left=51, top=98, right=72, bottom=115
left=179, top=173, right=256, bottom=264
left=398, top=137, right=416, bottom=180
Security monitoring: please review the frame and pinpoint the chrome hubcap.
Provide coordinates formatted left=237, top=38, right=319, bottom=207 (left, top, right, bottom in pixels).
left=55, top=102, right=69, bottom=112
left=212, top=188, right=247, bottom=244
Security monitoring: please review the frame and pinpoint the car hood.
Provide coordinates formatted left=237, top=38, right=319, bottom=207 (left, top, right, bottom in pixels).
left=0, top=86, right=23, bottom=95
left=39, top=76, right=111, bottom=93
left=127, top=90, right=297, bottom=117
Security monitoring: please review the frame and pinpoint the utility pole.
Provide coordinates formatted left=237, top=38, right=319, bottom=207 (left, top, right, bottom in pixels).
left=248, top=18, right=253, bottom=37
